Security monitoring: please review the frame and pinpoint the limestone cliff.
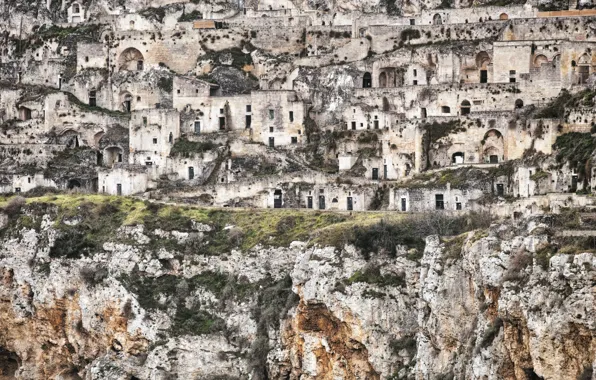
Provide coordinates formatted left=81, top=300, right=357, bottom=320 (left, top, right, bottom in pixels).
left=0, top=195, right=594, bottom=379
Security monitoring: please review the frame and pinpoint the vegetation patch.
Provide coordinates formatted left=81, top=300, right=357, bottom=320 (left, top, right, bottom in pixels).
left=170, top=138, right=221, bottom=158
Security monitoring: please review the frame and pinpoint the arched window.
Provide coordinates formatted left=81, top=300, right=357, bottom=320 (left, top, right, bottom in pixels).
left=461, top=100, right=471, bottom=116
left=363, top=72, right=372, bottom=88
left=441, top=106, right=451, bottom=114
left=499, top=13, right=508, bottom=20
left=73, top=3, right=80, bottom=13
left=118, top=48, right=144, bottom=71
left=433, top=14, right=442, bottom=25
left=379, top=72, right=387, bottom=88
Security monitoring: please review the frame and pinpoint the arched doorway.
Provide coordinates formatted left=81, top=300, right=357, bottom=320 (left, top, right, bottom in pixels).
left=379, top=72, right=387, bottom=88
left=476, top=51, right=490, bottom=83
left=578, top=54, right=591, bottom=84
left=121, top=92, right=133, bottom=112
left=461, top=100, right=471, bottom=116
left=363, top=72, right=372, bottom=88
left=483, top=129, right=504, bottom=163
left=452, top=152, right=464, bottom=164
left=118, top=48, right=144, bottom=71
left=433, top=14, right=442, bottom=25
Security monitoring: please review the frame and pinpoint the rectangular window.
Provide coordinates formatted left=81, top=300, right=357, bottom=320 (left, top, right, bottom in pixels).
left=289, top=111, right=294, bottom=122
left=220, top=108, right=224, bottom=114
left=143, top=117, right=147, bottom=126
left=413, top=80, right=418, bottom=85
left=319, top=196, right=326, bottom=210
left=374, top=120, right=379, bottom=129
left=153, top=138, right=157, bottom=144
left=435, top=194, right=444, bottom=210
left=456, top=202, right=462, bottom=210
left=269, top=109, right=275, bottom=120
left=291, top=136, right=298, bottom=144
left=441, top=106, right=450, bottom=113
left=118, top=153, right=123, bottom=163
left=401, top=198, right=407, bottom=211
left=219, top=117, right=226, bottom=130
left=27, top=177, right=31, bottom=183
left=413, top=69, right=417, bottom=76
left=269, top=126, right=274, bottom=132
left=372, top=168, right=379, bottom=180
left=194, top=121, right=201, bottom=134
left=480, top=70, right=487, bottom=83
left=246, top=105, right=251, bottom=112
left=409, top=19, right=415, bottom=25
left=15, top=187, right=21, bottom=193
left=188, top=167, right=194, bottom=180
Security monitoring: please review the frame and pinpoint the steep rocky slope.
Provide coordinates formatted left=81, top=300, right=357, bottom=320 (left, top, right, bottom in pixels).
left=0, top=195, right=594, bottom=379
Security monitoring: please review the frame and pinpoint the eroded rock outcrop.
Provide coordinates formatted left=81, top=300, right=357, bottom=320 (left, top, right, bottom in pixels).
left=0, top=199, right=594, bottom=379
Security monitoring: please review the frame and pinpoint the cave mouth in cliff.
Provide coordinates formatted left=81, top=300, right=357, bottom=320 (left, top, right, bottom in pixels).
left=0, top=347, right=19, bottom=378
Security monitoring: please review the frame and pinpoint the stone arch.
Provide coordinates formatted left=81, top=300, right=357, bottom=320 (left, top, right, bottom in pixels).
left=59, top=129, right=80, bottom=148
left=379, top=72, right=387, bottom=88
left=72, top=3, right=81, bottom=13
left=93, top=131, right=105, bottom=147
left=363, top=72, right=372, bottom=88
left=104, top=146, right=123, bottom=167
left=552, top=54, right=561, bottom=66
left=118, top=47, right=144, bottom=71
left=482, top=129, right=504, bottom=163
left=476, top=51, right=491, bottom=69
left=68, top=179, right=81, bottom=190
left=533, top=54, right=548, bottom=67
left=433, top=14, right=442, bottom=25
left=499, top=13, right=508, bottom=20
left=461, top=100, right=471, bottom=116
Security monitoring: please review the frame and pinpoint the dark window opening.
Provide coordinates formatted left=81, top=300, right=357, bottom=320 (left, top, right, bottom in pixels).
left=245, top=115, right=252, bottom=128
left=319, top=195, right=326, bottom=210
left=289, top=111, right=294, bottom=122
left=372, top=168, right=379, bottom=180
left=490, top=155, right=499, bottom=164
left=269, top=137, right=275, bottom=148
left=194, top=121, right=201, bottom=134
left=401, top=198, right=407, bottom=211
left=347, top=197, right=353, bottom=211
left=480, top=70, right=487, bottom=83
left=219, top=117, right=226, bottom=130
left=435, top=194, right=444, bottom=210
left=188, top=167, right=194, bottom=180
left=291, top=136, right=298, bottom=144
left=274, top=189, right=282, bottom=208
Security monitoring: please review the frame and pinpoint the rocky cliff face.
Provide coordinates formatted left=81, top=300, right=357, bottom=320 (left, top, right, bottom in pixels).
left=0, top=196, right=594, bottom=379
